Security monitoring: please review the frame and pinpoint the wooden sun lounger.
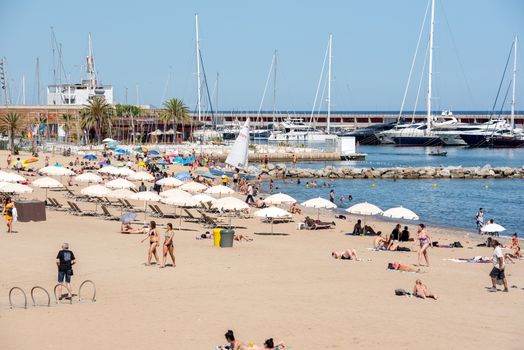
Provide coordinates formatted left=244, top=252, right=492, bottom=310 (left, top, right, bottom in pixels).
left=101, top=205, right=119, bottom=221
left=124, top=199, right=142, bottom=212
left=183, top=208, right=202, bottom=222
left=71, top=202, right=97, bottom=216
left=49, top=198, right=67, bottom=211
left=153, top=205, right=177, bottom=219
left=149, top=204, right=162, bottom=217
left=198, top=210, right=226, bottom=228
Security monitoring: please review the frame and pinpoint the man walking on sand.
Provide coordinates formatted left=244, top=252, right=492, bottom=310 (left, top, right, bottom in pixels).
left=488, top=240, right=508, bottom=292
left=56, top=243, right=76, bottom=300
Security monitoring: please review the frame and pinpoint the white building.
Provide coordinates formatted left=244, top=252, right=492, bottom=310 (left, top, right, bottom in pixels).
left=47, top=82, right=113, bottom=106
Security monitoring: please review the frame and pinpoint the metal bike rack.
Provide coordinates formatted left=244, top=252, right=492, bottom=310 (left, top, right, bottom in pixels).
left=78, top=280, right=96, bottom=302
left=53, top=283, right=73, bottom=304
left=9, top=287, right=27, bottom=309
left=30, top=286, right=51, bottom=307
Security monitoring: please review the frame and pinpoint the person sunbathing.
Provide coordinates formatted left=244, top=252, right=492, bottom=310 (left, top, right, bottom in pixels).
left=248, top=338, right=286, bottom=350
left=388, top=262, right=420, bottom=273
left=234, top=233, right=253, bottom=242
left=120, top=223, right=144, bottom=234
left=373, top=235, right=388, bottom=249
left=413, top=279, right=437, bottom=299
left=289, top=202, right=301, bottom=214
left=505, top=233, right=520, bottom=250
left=331, top=248, right=360, bottom=260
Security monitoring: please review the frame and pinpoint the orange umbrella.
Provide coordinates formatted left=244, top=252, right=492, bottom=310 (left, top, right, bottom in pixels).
left=24, top=157, right=39, bottom=164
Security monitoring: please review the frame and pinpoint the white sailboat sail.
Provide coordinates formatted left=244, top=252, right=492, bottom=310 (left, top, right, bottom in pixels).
left=225, top=118, right=250, bottom=170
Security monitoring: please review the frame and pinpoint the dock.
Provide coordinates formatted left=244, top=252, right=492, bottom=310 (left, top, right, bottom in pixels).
left=215, top=152, right=366, bottom=162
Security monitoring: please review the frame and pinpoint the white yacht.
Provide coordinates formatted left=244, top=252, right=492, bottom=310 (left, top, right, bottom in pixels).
left=434, top=118, right=511, bottom=145
left=268, top=118, right=337, bottom=142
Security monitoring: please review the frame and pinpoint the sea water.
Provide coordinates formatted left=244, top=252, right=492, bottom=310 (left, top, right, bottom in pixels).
left=272, top=178, right=524, bottom=236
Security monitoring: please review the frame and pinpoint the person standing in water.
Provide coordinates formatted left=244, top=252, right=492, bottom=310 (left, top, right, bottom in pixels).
left=329, top=189, right=335, bottom=203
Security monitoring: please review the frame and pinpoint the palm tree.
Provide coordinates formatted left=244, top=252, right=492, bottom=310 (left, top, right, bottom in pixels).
left=163, top=98, right=189, bottom=143
left=159, top=111, right=171, bottom=143
left=81, top=96, right=113, bottom=142
left=60, top=113, right=73, bottom=143
left=0, top=112, right=24, bottom=152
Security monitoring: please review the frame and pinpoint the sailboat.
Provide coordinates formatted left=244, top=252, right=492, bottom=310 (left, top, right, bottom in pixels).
left=269, top=34, right=338, bottom=143
left=209, top=119, right=255, bottom=179
left=393, top=0, right=444, bottom=147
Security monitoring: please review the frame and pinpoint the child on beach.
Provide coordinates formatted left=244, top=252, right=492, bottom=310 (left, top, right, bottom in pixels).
left=413, top=279, right=437, bottom=299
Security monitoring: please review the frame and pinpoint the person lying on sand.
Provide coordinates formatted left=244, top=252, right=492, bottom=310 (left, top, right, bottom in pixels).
left=388, top=262, right=420, bottom=273
left=332, top=248, right=360, bottom=261
left=247, top=338, right=286, bottom=350
left=120, top=223, right=144, bottom=234
left=413, top=279, right=437, bottom=299
left=196, top=231, right=252, bottom=242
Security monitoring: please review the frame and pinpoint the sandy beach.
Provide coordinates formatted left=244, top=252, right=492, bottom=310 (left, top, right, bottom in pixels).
left=0, top=150, right=523, bottom=350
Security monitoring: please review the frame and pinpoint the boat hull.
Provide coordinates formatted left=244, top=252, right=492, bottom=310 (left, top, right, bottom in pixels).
left=459, top=134, right=489, bottom=147
left=393, top=136, right=443, bottom=147
left=486, top=136, right=524, bottom=148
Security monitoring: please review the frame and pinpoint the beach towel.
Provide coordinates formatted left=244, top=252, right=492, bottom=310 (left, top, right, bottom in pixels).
left=444, top=256, right=492, bottom=263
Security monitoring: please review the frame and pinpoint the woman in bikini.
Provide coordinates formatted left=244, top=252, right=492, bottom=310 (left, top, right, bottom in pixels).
left=413, top=279, right=437, bottom=299
left=3, top=197, right=14, bottom=233
left=415, top=224, right=432, bottom=267
left=160, top=223, right=175, bottom=268
left=331, top=248, right=360, bottom=260
left=141, top=221, right=159, bottom=265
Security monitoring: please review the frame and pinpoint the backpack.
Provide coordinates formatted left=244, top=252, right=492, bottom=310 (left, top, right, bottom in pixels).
left=395, top=289, right=410, bottom=296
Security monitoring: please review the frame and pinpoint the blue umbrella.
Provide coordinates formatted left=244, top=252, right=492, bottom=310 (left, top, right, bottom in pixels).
left=148, top=150, right=160, bottom=155
left=120, top=212, right=137, bottom=224
left=197, top=172, right=215, bottom=179
left=182, top=157, right=194, bottom=166
left=83, top=155, right=97, bottom=160
left=173, top=156, right=183, bottom=164
left=175, top=172, right=192, bottom=181
left=156, top=159, right=168, bottom=165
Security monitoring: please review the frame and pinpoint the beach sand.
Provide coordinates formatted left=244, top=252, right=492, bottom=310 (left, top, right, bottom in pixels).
left=0, top=150, right=522, bottom=350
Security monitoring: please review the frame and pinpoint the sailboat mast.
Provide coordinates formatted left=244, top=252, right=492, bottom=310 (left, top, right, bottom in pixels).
left=273, top=50, right=277, bottom=115
left=327, top=33, right=332, bottom=135
left=195, top=14, right=202, bottom=123
left=511, top=35, right=518, bottom=133
left=427, top=0, right=435, bottom=134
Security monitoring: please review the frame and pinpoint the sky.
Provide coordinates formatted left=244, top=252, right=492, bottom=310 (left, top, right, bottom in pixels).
left=1, top=0, right=523, bottom=112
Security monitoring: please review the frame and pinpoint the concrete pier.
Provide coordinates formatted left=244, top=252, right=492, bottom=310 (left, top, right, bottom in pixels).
left=215, top=152, right=366, bottom=162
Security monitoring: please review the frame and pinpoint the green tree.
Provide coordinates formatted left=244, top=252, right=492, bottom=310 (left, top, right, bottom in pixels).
left=115, top=104, right=143, bottom=144
left=163, top=98, right=189, bottom=142
left=60, top=113, right=73, bottom=143
left=81, top=96, right=113, bottom=143
left=0, top=112, right=24, bottom=152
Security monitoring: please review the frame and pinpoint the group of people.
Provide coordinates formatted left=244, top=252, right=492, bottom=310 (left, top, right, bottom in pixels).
left=217, top=330, right=285, bottom=350
left=140, top=221, right=176, bottom=268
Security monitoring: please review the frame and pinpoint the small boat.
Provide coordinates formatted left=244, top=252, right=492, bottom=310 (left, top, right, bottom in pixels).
left=429, top=150, right=447, bottom=156
left=209, top=168, right=255, bottom=180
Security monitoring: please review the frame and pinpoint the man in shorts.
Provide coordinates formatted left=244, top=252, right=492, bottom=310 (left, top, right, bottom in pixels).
left=488, top=240, right=508, bottom=292
left=56, top=243, right=76, bottom=300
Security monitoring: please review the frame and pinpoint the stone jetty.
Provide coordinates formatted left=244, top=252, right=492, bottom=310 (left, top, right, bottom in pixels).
left=253, top=164, right=524, bottom=179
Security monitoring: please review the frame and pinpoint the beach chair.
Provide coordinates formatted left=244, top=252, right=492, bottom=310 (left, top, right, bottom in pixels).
left=183, top=208, right=202, bottom=223
left=101, top=205, right=119, bottom=221
left=153, top=205, right=177, bottom=219
left=49, top=198, right=67, bottom=211
left=198, top=210, right=225, bottom=228
left=118, top=199, right=132, bottom=209
left=71, top=202, right=97, bottom=216
left=149, top=204, right=162, bottom=217
left=66, top=201, right=81, bottom=214
left=124, top=200, right=142, bottom=212
left=64, top=187, right=76, bottom=199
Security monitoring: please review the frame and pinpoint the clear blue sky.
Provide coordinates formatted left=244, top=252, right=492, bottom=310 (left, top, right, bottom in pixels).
left=1, top=0, right=523, bottom=111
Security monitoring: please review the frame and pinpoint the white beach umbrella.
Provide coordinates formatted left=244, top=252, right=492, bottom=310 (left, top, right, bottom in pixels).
left=102, top=138, right=115, bottom=143
left=98, top=165, right=119, bottom=174
left=382, top=206, right=419, bottom=221
left=179, top=181, right=208, bottom=194
left=0, top=182, right=33, bottom=194
left=264, top=193, right=296, bottom=205
left=160, top=188, right=192, bottom=199
left=212, top=196, right=250, bottom=228
left=162, top=196, right=199, bottom=230
left=192, top=193, right=216, bottom=205
left=481, top=223, right=506, bottom=233
left=39, top=166, right=75, bottom=177
left=107, top=188, right=135, bottom=199
left=254, top=206, right=292, bottom=233
left=114, top=167, right=136, bottom=177
left=128, top=171, right=154, bottom=181
left=75, top=172, right=102, bottom=184
left=32, top=177, right=64, bottom=200
left=0, top=171, right=26, bottom=183
left=301, top=197, right=337, bottom=220
left=205, top=185, right=235, bottom=197
left=212, top=196, right=250, bottom=211
left=130, top=191, right=161, bottom=224
left=105, top=178, right=137, bottom=190
left=156, top=177, right=183, bottom=187
left=81, top=184, right=112, bottom=198
left=346, top=202, right=383, bottom=216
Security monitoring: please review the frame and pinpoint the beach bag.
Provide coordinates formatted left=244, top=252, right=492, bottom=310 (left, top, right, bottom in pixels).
left=452, top=241, right=463, bottom=248
left=395, top=289, right=408, bottom=296
left=396, top=247, right=411, bottom=252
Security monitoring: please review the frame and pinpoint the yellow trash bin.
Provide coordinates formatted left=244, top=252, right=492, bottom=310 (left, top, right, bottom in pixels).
left=213, top=228, right=222, bottom=247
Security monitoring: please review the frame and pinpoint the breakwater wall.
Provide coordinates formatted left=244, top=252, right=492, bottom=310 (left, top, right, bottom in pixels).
left=257, top=164, right=524, bottom=179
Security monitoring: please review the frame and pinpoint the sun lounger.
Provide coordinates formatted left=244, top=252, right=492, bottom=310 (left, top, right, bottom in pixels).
left=124, top=199, right=142, bottom=212
left=183, top=208, right=202, bottom=222
left=153, top=205, right=177, bottom=219
left=101, top=205, right=119, bottom=220
left=70, top=202, right=97, bottom=216
left=198, top=210, right=226, bottom=228
left=48, top=198, right=67, bottom=211
left=149, top=204, right=162, bottom=217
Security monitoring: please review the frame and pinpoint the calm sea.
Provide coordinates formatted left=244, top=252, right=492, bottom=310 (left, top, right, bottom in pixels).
left=271, top=146, right=524, bottom=237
